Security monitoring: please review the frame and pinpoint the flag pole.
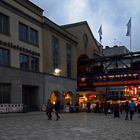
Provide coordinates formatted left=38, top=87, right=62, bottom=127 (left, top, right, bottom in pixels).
left=130, top=18, right=132, bottom=52
left=130, top=18, right=132, bottom=66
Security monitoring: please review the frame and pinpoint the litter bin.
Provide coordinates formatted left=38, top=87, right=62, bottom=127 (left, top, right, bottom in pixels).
left=22, top=105, right=28, bottom=113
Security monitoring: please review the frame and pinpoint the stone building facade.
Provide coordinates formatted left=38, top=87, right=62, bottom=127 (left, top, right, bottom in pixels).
left=0, top=0, right=101, bottom=111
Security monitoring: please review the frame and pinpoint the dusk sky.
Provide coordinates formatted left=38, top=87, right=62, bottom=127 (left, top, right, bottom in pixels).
left=32, top=0, right=140, bottom=52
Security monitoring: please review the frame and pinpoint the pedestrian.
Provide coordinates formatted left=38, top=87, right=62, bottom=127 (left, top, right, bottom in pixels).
left=124, top=101, right=129, bottom=120
left=95, top=102, right=100, bottom=113
left=103, top=102, right=108, bottom=116
left=119, top=104, right=123, bottom=114
left=75, top=101, right=79, bottom=113
left=54, top=99, right=61, bottom=121
left=46, top=99, right=53, bottom=120
left=114, top=103, right=120, bottom=118
left=137, top=102, right=140, bottom=114
left=87, top=101, right=91, bottom=112
left=129, top=100, right=136, bottom=120
left=137, top=102, right=140, bottom=118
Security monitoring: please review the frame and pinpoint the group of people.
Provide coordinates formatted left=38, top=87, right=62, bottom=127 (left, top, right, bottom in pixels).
left=108, top=100, right=136, bottom=120
left=45, top=98, right=138, bottom=121
left=46, top=98, right=61, bottom=121
left=88, top=100, right=138, bottom=120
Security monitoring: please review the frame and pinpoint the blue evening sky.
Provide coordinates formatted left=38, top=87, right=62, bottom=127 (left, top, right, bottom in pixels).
left=32, top=0, right=140, bottom=52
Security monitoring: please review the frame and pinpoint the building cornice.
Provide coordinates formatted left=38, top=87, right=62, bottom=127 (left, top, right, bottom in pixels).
left=43, top=17, right=78, bottom=45
left=14, top=0, right=44, bottom=17
left=0, top=0, right=42, bottom=27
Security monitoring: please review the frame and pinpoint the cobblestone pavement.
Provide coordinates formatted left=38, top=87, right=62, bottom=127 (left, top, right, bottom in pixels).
left=0, top=112, right=140, bottom=140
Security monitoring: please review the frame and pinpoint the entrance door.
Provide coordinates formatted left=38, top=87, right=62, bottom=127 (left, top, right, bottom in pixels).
left=22, top=85, right=38, bottom=111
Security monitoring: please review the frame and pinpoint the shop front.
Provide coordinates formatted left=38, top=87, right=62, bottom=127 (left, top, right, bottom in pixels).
left=124, top=86, right=140, bottom=104
left=78, top=91, right=97, bottom=110
left=48, top=90, right=74, bottom=112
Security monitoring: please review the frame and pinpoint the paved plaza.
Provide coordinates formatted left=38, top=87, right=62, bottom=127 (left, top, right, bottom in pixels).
left=0, top=112, right=140, bottom=140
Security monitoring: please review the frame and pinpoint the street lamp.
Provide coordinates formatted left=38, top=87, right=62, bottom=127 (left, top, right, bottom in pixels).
left=54, top=68, right=61, bottom=76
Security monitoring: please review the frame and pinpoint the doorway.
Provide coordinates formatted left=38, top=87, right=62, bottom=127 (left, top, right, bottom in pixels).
left=22, top=85, right=39, bottom=111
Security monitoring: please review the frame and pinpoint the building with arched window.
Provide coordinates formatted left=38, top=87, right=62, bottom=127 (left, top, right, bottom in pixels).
left=0, top=0, right=101, bottom=111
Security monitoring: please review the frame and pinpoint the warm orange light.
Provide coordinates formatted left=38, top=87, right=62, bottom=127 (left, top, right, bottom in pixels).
left=89, top=95, right=94, bottom=98
left=81, top=77, right=86, bottom=82
left=134, top=87, right=137, bottom=95
left=131, top=98, right=137, bottom=101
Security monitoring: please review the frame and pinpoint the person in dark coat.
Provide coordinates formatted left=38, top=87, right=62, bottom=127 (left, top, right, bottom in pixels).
left=103, top=102, right=108, bottom=115
left=95, top=102, right=100, bottom=113
left=124, top=101, right=129, bottom=120
left=114, top=103, right=120, bottom=118
left=54, top=99, right=61, bottom=121
left=87, top=102, right=91, bottom=112
left=46, top=99, right=53, bottom=120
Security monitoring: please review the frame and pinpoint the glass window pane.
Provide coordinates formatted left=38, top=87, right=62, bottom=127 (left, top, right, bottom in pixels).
left=67, top=44, right=72, bottom=78
left=0, top=15, right=2, bottom=32
left=30, top=28, right=38, bottom=45
left=3, top=15, right=9, bottom=33
left=52, top=36, right=59, bottom=69
left=20, top=54, right=29, bottom=70
left=31, top=56, right=39, bottom=71
left=0, top=48, right=10, bottom=66
left=19, top=23, right=28, bottom=42
left=0, top=13, right=9, bottom=34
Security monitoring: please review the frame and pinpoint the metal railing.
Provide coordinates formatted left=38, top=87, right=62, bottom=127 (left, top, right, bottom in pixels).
left=0, top=104, right=23, bottom=113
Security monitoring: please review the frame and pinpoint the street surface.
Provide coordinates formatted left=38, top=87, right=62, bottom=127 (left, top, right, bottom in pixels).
left=0, top=112, right=140, bottom=140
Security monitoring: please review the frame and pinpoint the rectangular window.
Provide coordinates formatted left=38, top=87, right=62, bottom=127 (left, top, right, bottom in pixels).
left=19, top=54, right=39, bottom=71
left=20, top=53, right=29, bottom=70
left=30, top=28, right=38, bottom=45
left=19, top=22, right=28, bottom=42
left=0, top=48, right=10, bottom=66
left=66, top=44, right=72, bottom=78
left=0, top=12, right=9, bottom=35
left=31, top=56, right=39, bottom=71
left=0, top=83, right=11, bottom=103
left=52, top=36, right=59, bottom=69
left=19, top=22, right=38, bottom=46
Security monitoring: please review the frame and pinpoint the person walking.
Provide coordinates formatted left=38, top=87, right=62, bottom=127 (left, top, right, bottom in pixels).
left=124, top=101, right=129, bottom=120
left=54, top=99, right=61, bottom=121
left=87, top=101, right=91, bottom=113
left=103, top=102, right=109, bottom=116
left=114, top=103, right=120, bottom=118
left=46, top=99, right=53, bottom=120
left=129, top=100, right=136, bottom=120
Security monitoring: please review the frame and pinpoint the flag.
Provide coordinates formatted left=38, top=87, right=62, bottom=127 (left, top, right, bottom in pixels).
left=126, top=18, right=131, bottom=36
left=98, top=25, right=102, bottom=42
